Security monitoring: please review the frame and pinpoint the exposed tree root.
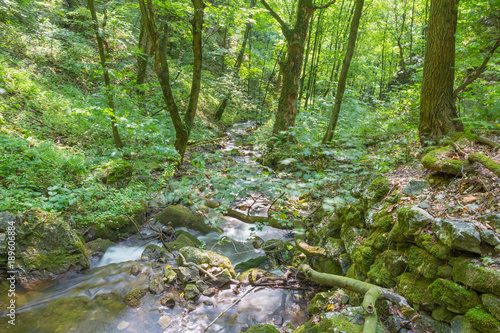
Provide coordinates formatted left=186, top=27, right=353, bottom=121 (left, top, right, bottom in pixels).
left=202, top=198, right=304, bottom=229
left=299, top=264, right=414, bottom=333
left=421, top=145, right=500, bottom=177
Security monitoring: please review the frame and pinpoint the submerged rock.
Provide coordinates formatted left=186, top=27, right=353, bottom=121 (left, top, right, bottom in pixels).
left=244, top=324, right=280, bottom=332
left=141, top=244, right=173, bottom=261
left=85, top=238, right=116, bottom=260
left=124, top=288, right=147, bottom=307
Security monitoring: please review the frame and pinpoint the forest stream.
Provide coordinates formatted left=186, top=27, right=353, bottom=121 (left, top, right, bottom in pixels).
left=0, top=122, right=310, bottom=333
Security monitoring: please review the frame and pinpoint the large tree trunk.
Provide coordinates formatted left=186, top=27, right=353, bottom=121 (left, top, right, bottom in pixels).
left=322, top=0, right=364, bottom=143
left=87, top=0, right=123, bottom=150
left=418, top=0, right=463, bottom=145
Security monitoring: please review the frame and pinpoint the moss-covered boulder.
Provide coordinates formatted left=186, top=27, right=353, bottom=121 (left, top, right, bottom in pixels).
left=85, top=238, right=115, bottom=256
left=141, top=244, right=173, bottom=261
left=354, top=176, right=391, bottom=211
left=174, top=230, right=203, bottom=246
left=482, top=294, right=500, bottom=322
left=14, top=209, right=89, bottom=280
left=307, top=290, right=337, bottom=314
left=184, top=284, right=200, bottom=301
left=365, top=228, right=390, bottom=252
left=338, top=204, right=365, bottom=228
left=433, top=218, right=482, bottom=254
left=239, top=268, right=274, bottom=284
left=295, top=311, right=366, bottom=333
left=165, top=234, right=198, bottom=251
left=234, top=256, right=271, bottom=272
left=178, top=246, right=236, bottom=278
left=367, top=250, right=407, bottom=288
left=398, top=272, right=436, bottom=310
left=124, top=288, right=147, bottom=307
left=350, top=245, right=379, bottom=275
left=432, top=306, right=456, bottom=323
left=452, top=258, right=500, bottom=296
left=429, top=279, right=480, bottom=314
left=450, top=315, right=480, bottom=333
left=310, top=256, right=343, bottom=276
left=408, top=246, right=447, bottom=280
left=98, top=158, right=133, bottom=189
left=415, top=233, right=452, bottom=260
left=340, top=225, right=366, bottom=256
left=244, top=324, right=280, bottom=333
left=389, top=206, right=433, bottom=242
left=465, top=307, right=500, bottom=333
left=156, top=205, right=221, bottom=234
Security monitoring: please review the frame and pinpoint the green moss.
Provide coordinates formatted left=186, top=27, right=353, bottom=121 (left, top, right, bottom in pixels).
left=234, top=256, right=270, bottom=272
left=466, top=307, right=500, bottom=333
left=452, top=258, right=500, bottom=296
left=408, top=246, right=445, bottom=280
left=99, top=158, right=133, bottom=189
left=351, top=246, right=378, bottom=274
left=365, top=228, right=389, bottom=252
left=174, top=230, right=203, bottom=247
left=375, top=215, right=394, bottom=231
left=308, top=291, right=336, bottom=314
left=429, top=279, right=480, bottom=314
left=367, top=250, right=407, bottom=288
left=339, top=205, right=364, bottom=228
left=398, top=273, right=436, bottom=310
left=244, top=324, right=280, bottom=333
left=415, top=234, right=451, bottom=260
left=85, top=238, right=115, bottom=256
left=123, top=288, right=147, bottom=308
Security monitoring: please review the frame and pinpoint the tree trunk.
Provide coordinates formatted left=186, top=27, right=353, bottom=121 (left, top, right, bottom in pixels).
left=136, top=18, right=152, bottom=95
left=322, top=0, right=364, bottom=143
left=87, top=0, right=123, bottom=150
left=139, top=0, right=205, bottom=160
left=418, top=0, right=463, bottom=145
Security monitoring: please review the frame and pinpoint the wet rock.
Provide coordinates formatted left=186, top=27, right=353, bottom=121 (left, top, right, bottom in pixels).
left=482, top=294, right=500, bottom=322
left=403, top=179, right=429, bottom=196
left=173, top=266, right=200, bottom=283
left=433, top=219, right=481, bottom=254
left=160, top=293, right=176, bottom=308
left=157, top=315, right=173, bottom=329
left=465, top=307, right=500, bottom=333
left=156, top=205, right=221, bottom=234
left=429, top=279, right=480, bottom=314
left=130, top=264, right=144, bottom=276
left=149, top=275, right=165, bottom=294
left=184, top=284, right=200, bottom=301
left=398, top=272, right=436, bottom=310
left=451, top=258, right=500, bottom=296
left=178, top=246, right=236, bottom=278
left=14, top=209, right=89, bottom=280
left=450, top=315, right=480, bottom=333
left=308, top=291, right=337, bottom=315
left=389, top=206, right=434, bottom=242
left=163, top=268, right=177, bottom=284
left=124, top=288, right=147, bottom=307
left=117, top=320, right=130, bottom=330
left=85, top=238, right=116, bottom=260
left=234, top=256, right=271, bottom=272
left=202, top=287, right=216, bottom=297
left=141, top=244, right=173, bottom=261
left=195, top=280, right=208, bottom=292
left=414, top=314, right=451, bottom=333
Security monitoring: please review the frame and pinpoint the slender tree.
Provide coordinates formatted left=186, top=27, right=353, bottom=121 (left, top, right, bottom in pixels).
left=260, top=0, right=336, bottom=137
left=322, top=0, right=364, bottom=143
left=418, top=0, right=463, bottom=145
left=87, top=0, right=124, bottom=150
left=138, top=0, right=205, bottom=160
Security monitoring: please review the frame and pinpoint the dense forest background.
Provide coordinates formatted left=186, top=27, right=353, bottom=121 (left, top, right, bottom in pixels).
left=0, top=0, right=498, bottom=227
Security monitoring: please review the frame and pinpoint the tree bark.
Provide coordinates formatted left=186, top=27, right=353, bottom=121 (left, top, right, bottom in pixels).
left=136, top=18, right=152, bottom=95
left=138, top=0, right=205, bottom=160
left=87, top=0, right=123, bottom=150
left=261, top=0, right=336, bottom=137
left=418, top=0, right=463, bottom=146
left=322, top=0, right=364, bottom=143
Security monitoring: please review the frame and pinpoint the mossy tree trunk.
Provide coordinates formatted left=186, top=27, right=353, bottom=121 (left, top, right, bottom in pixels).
left=138, top=0, right=205, bottom=160
left=322, top=0, right=364, bottom=143
left=418, top=0, right=463, bottom=146
left=260, top=0, right=336, bottom=137
left=136, top=18, right=152, bottom=96
left=87, top=0, right=124, bottom=150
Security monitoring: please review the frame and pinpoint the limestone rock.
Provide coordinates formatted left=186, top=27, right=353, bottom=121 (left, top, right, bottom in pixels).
left=173, top=266, right=200, bottom=283
left=429, top=279, right=480, bottom=314
left=141, top=244, right=173, bottom=261
left=184, top=284, right=200, bottom=301
left=389, top=206, right=434, bottom=242
left=408, top=246, right=446, bottom=280
left=124, top=288, right=147, bottom=307
left=481, top=230, right=500, bottom=247
left=433, top=219, right=481, bottom=254
left=465, top=307, right=500, bottom=333
left=452, top=258, right=500, bottom=296
left=367, top=250, right=407, bottom=287
left=403, top=179, right=429, bottom=196
left=149, top=275, right=165, bottom=294
left=160, top=293, right=176, bottom=308
left=178, top=246, right=236, bottom=278
left=482, top=294, right=500, bottom=322
left=480, top=213, right=500, bottom=230
left=450, top=315, right=480, bottom=333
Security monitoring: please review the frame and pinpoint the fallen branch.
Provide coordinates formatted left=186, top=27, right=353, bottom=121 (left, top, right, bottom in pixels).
left=299, top=264, right=414, bottom=333
left=203, top=286, right=256, bottom=332
left=295, top=239, right=327, bottom=257
left=126, top=214, right=145, bottom=240
left=178, top=252, right=218, bottom=281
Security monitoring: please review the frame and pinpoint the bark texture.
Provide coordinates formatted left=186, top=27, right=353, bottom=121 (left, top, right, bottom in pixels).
left=419, top=0, right=463, bottom=145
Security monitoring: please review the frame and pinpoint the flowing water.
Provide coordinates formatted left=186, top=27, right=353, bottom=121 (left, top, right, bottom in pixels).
left=0, top=122, right=310, bottom=332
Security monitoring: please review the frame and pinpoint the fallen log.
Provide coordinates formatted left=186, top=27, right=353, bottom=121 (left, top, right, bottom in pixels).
left=299, top=264, right=414, bottom=333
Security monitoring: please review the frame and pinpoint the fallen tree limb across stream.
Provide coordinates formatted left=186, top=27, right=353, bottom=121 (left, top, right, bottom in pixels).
left=299, top=264, right=414, bottom=333
left=201, top=197, right=304, bottom=229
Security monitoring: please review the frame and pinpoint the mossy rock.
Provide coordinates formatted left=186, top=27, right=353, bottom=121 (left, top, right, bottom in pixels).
left=340, top=225, right=366, bottom=256
left=452, top=257, right=500, bottom=296
left=297, top=312, right=364, bottom=333
left=465, top=307, right=500, bottom=333
left=174, top=230, right=203, bottom=247
left=482, top=294, right=500, bottom=322
left=432, top=306, right=456, bottom=323
left=429, top=279, right=480, bottom=314
left=408, top=246, right=446, bottom=280
left=156, top=205, right=221, bottom=234
left=365, top=228, right=389, bottom=252
left=374, top=214, right=395, bottom=232
left=339, top=205, right=365, bottom=228
left=367, top=250, right=407, bottom=288
left=234, top=256, right=271, bottom=272
left=165, top=234, right=198, bottom=251
left=351, top=245, right=379, bottom=275
left=389, top=206, right=433, bottom=243
left=184, top=284, right=200, bottom=301
left=85, top=238, right=115, bottom=258
left=239, top=268, right=273, bottom=283
left=98, top=158, right=133, bottom=189
left=308, top=290, right=337, bottom=314
left=310, top=256, right=343, bottom=276
left=415, top=233, right=452, bottom=260
left=243, top=324, right=280, bottom=333
left=15, top=209, right=89, bottom=280
left=141, top=244, right=173, bottom=261
left=398, top=273, right=436, bottom=310
left=178, top=246, right=236, bottom=278
left=124, top=288, right=148, bottom=308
